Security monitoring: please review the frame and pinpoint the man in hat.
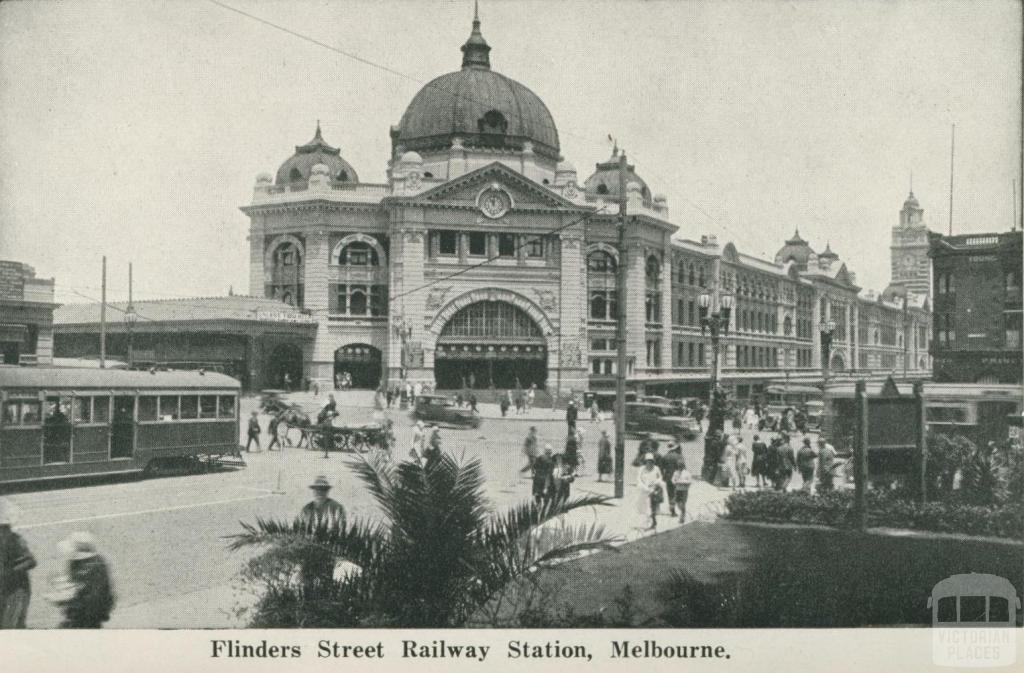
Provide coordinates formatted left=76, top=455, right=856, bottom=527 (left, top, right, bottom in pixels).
left=298, top=476, right=347, bottom=530
left=565, top=400, right=578, bottom=431
left=1, top=499, right=36, bottom=628
left=520, top=426, right=539, bottom=475
left=50, top=532, right=115, bottom=628
left=245, top=410, right=261, bottom=452
left=658, top=442, right=684, bottom=517
left=532, top=444, right=556, bottom=507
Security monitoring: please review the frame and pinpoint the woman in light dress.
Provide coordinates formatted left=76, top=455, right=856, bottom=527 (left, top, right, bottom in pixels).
left=636, top=453, right=665, bottom=530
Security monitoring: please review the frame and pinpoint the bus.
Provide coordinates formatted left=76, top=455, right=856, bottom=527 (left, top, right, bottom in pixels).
left=764, top=384, right=824, bottom=429
left=1, top=367, right=241, bottom=486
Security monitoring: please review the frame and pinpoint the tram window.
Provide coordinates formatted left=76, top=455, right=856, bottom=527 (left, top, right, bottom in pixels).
left=180, top=395, right=199, bottom=420
left=989, top=596, right=1010, bottom=623
left=138, top=396, right=158, bottom=421
left=200, top=395, right=218, bottom=419
left=47, top=397, right=72, bottom=423
left=936, top=596, right=957, bottom=623
left=218, top=396, right=236, bottom=419
left=93, top=397, right=110, bottom=424
left=3, top=400, right=41, bottom=426
left=73, top=397, right=92, bottom=424
left=960, top=596, right=987, bottom=622
left=159, top=396, right=179, bottom=420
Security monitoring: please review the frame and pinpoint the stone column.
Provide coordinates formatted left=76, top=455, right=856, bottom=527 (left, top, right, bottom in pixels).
left=306, top=230, right=333, bottom=386
left=557, top=223, right=588, bottom=393
left=811, top=290, right=823, bottom=369
left=660, top=243, right=673, bottom=371
left=625, top=240, right=646, bottom=373
left=249, top=218, right=264, bottom=297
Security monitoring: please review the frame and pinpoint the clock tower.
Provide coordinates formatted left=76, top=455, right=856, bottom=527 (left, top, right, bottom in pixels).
left=890, top=190, right=931, bottom=299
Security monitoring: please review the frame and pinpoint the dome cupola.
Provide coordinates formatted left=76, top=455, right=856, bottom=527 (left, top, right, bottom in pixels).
left=275, top=122, right=359, bottom=185
left=774, top=228, right=815, bottom=270
left=582, top=147, right=651, bottom=200
left=391, top=6, right=560, bottom=161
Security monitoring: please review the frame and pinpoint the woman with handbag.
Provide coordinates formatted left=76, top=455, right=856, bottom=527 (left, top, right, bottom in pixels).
left=636, top=453, right=665, bottom=530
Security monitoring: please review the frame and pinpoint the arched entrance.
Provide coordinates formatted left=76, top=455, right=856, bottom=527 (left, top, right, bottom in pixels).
left=434, top=300, right=547, bottom=389
left=334, top=344, right=382, bottom=389
left=829, top=353, right=846, bottom=372
left=268, top=343, right=303, bottom=390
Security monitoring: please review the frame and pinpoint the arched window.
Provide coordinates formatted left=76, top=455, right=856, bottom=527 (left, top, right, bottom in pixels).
left=336, top=170, right=349, bottom=182
left=596, top=184, right=609, bottom=195
left=289, top=167, right=303, bottom=182
left=590, top=292, right=607, bottom=320
left=281, top=291, right=293, bottom=306
left=688, top=264, right=696, bottom=285
left=645, top=256, right=661, bottom=285
left=783, top=315, right=793, bottom=336
left=273, top=242, right=301, bottom=267
left=587, top=250, right=616, bottom=273
left=697, top=266, right=706, bottom=287
left=338, top=241, right=379, bottom=267
left=349, top=287, right=368, bottom=316
left=423, top=172, right=434, bottom=179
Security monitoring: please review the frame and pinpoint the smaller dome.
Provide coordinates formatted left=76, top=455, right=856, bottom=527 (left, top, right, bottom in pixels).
left=819, top=242, right=839, bottom=260
left=774, top=228, right=815, bottom=269
left=903, top=190, right=920, bottom=210
left=400, top=151, right=423, bottom=165
left=275, top=122, right=359, bottom=185
left=583, top=149, right=650, bottom=200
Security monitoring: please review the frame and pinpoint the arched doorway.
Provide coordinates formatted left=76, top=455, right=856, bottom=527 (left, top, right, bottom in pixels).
left=334, top=344, right=382, bottom=389
left=829, top=353, right=846, bottom=372
left=268, top=343, right=303, bottom=390
left=434, top=300, right=547, bottom=389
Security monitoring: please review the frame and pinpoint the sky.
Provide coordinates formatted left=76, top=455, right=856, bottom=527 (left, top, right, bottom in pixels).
left=0, top=0, right=1020, bottom=305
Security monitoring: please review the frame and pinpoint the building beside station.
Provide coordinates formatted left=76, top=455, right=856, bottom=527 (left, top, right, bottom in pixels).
left=929, top=229, right=1022, bottom=384
left=0, top=260, right=56, bottom=366
left=53, top=295, right=315, bottom=390
left=238, top=10, right=931, bottom=402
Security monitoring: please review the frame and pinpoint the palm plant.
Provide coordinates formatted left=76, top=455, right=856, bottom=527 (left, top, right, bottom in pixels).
left=228, top=451, right=618, bottom=627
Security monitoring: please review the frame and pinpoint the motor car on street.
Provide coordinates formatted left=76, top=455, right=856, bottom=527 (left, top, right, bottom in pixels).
left=412, top=394, right=481, bottom=428
left=625, top=402, right=700, bottom=440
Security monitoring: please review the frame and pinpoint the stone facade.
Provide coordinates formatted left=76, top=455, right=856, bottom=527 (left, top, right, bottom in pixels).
left=240, top=11, right=932, bottom=400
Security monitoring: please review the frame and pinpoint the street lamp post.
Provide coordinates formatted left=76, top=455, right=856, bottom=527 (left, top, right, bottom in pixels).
left=123, top=304, right=138, bottom=368
left=819, top=319, right=837, bottom=433
left=698, top=291, right=734, bottom=424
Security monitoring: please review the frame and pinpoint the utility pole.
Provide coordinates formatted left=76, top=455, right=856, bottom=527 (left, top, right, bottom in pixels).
left=613, top=148, right=628, bottom=499
left=948, top=123, right=955, bottom=235
left=100, top=255, right=107, bottom=369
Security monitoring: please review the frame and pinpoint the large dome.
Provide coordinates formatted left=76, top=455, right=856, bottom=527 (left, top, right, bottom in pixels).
left=391, top=12, right=560, bottom=160
left=275, top=123, right=359, bottom=185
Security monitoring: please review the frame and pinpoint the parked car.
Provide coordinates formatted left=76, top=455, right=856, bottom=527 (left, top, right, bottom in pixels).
left=640, top=395, right=688, bottom=416
left=625, top=402, right=700, bottom=440
left=413, top=394, right=481, bottom=428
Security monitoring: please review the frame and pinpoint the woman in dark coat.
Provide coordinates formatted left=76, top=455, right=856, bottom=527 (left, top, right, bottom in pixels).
left=1, top=502, right=36, bottom=628
left=49, top=533, right=115, bottom=628
left=596, top=430, right=613, bottom=482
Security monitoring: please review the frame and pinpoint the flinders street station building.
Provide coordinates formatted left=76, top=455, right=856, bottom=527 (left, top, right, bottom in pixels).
left=56, top=11, right=932, bottom=398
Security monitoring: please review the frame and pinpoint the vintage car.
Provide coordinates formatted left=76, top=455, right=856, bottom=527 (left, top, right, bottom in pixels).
left=625, top=402, right=700, bottom=440
left=412, top=394, right=481, bottom=428
left=639, top=395, right=688, bottom=416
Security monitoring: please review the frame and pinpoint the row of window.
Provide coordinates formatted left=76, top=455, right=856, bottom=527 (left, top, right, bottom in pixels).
left=736, top=345, right=780, bottom=369
left=673, top=341, right=708, bottom=368
left=431, top=231, right=546, bottom=259
left=2, top=395, right=237, bottom=426
left=137, top=395, right=237, bottom=422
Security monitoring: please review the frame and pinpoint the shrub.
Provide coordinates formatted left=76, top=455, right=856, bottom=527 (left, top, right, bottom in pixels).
left=724, top=489, right=1023, bottom=539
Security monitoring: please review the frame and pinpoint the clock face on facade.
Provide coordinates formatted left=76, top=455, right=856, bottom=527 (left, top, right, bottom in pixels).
left=477, top=185, right=511, bottom=219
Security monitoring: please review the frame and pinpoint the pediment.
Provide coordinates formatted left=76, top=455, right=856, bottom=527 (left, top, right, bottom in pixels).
left=410, top=162, right=582, bottom=211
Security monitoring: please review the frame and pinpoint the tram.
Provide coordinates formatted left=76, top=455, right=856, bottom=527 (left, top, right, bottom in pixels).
left=0, top=367, right=241, bottom=486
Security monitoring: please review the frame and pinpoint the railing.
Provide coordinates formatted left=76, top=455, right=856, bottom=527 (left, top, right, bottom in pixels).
left=18, top=353, right=39, bottom=366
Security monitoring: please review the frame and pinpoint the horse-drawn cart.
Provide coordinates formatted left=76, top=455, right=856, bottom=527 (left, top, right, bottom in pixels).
left=307, top=421, right=394, bottom=454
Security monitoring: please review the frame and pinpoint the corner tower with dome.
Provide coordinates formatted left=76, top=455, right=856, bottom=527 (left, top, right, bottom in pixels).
left=240, top=8, right=929, bottom=397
